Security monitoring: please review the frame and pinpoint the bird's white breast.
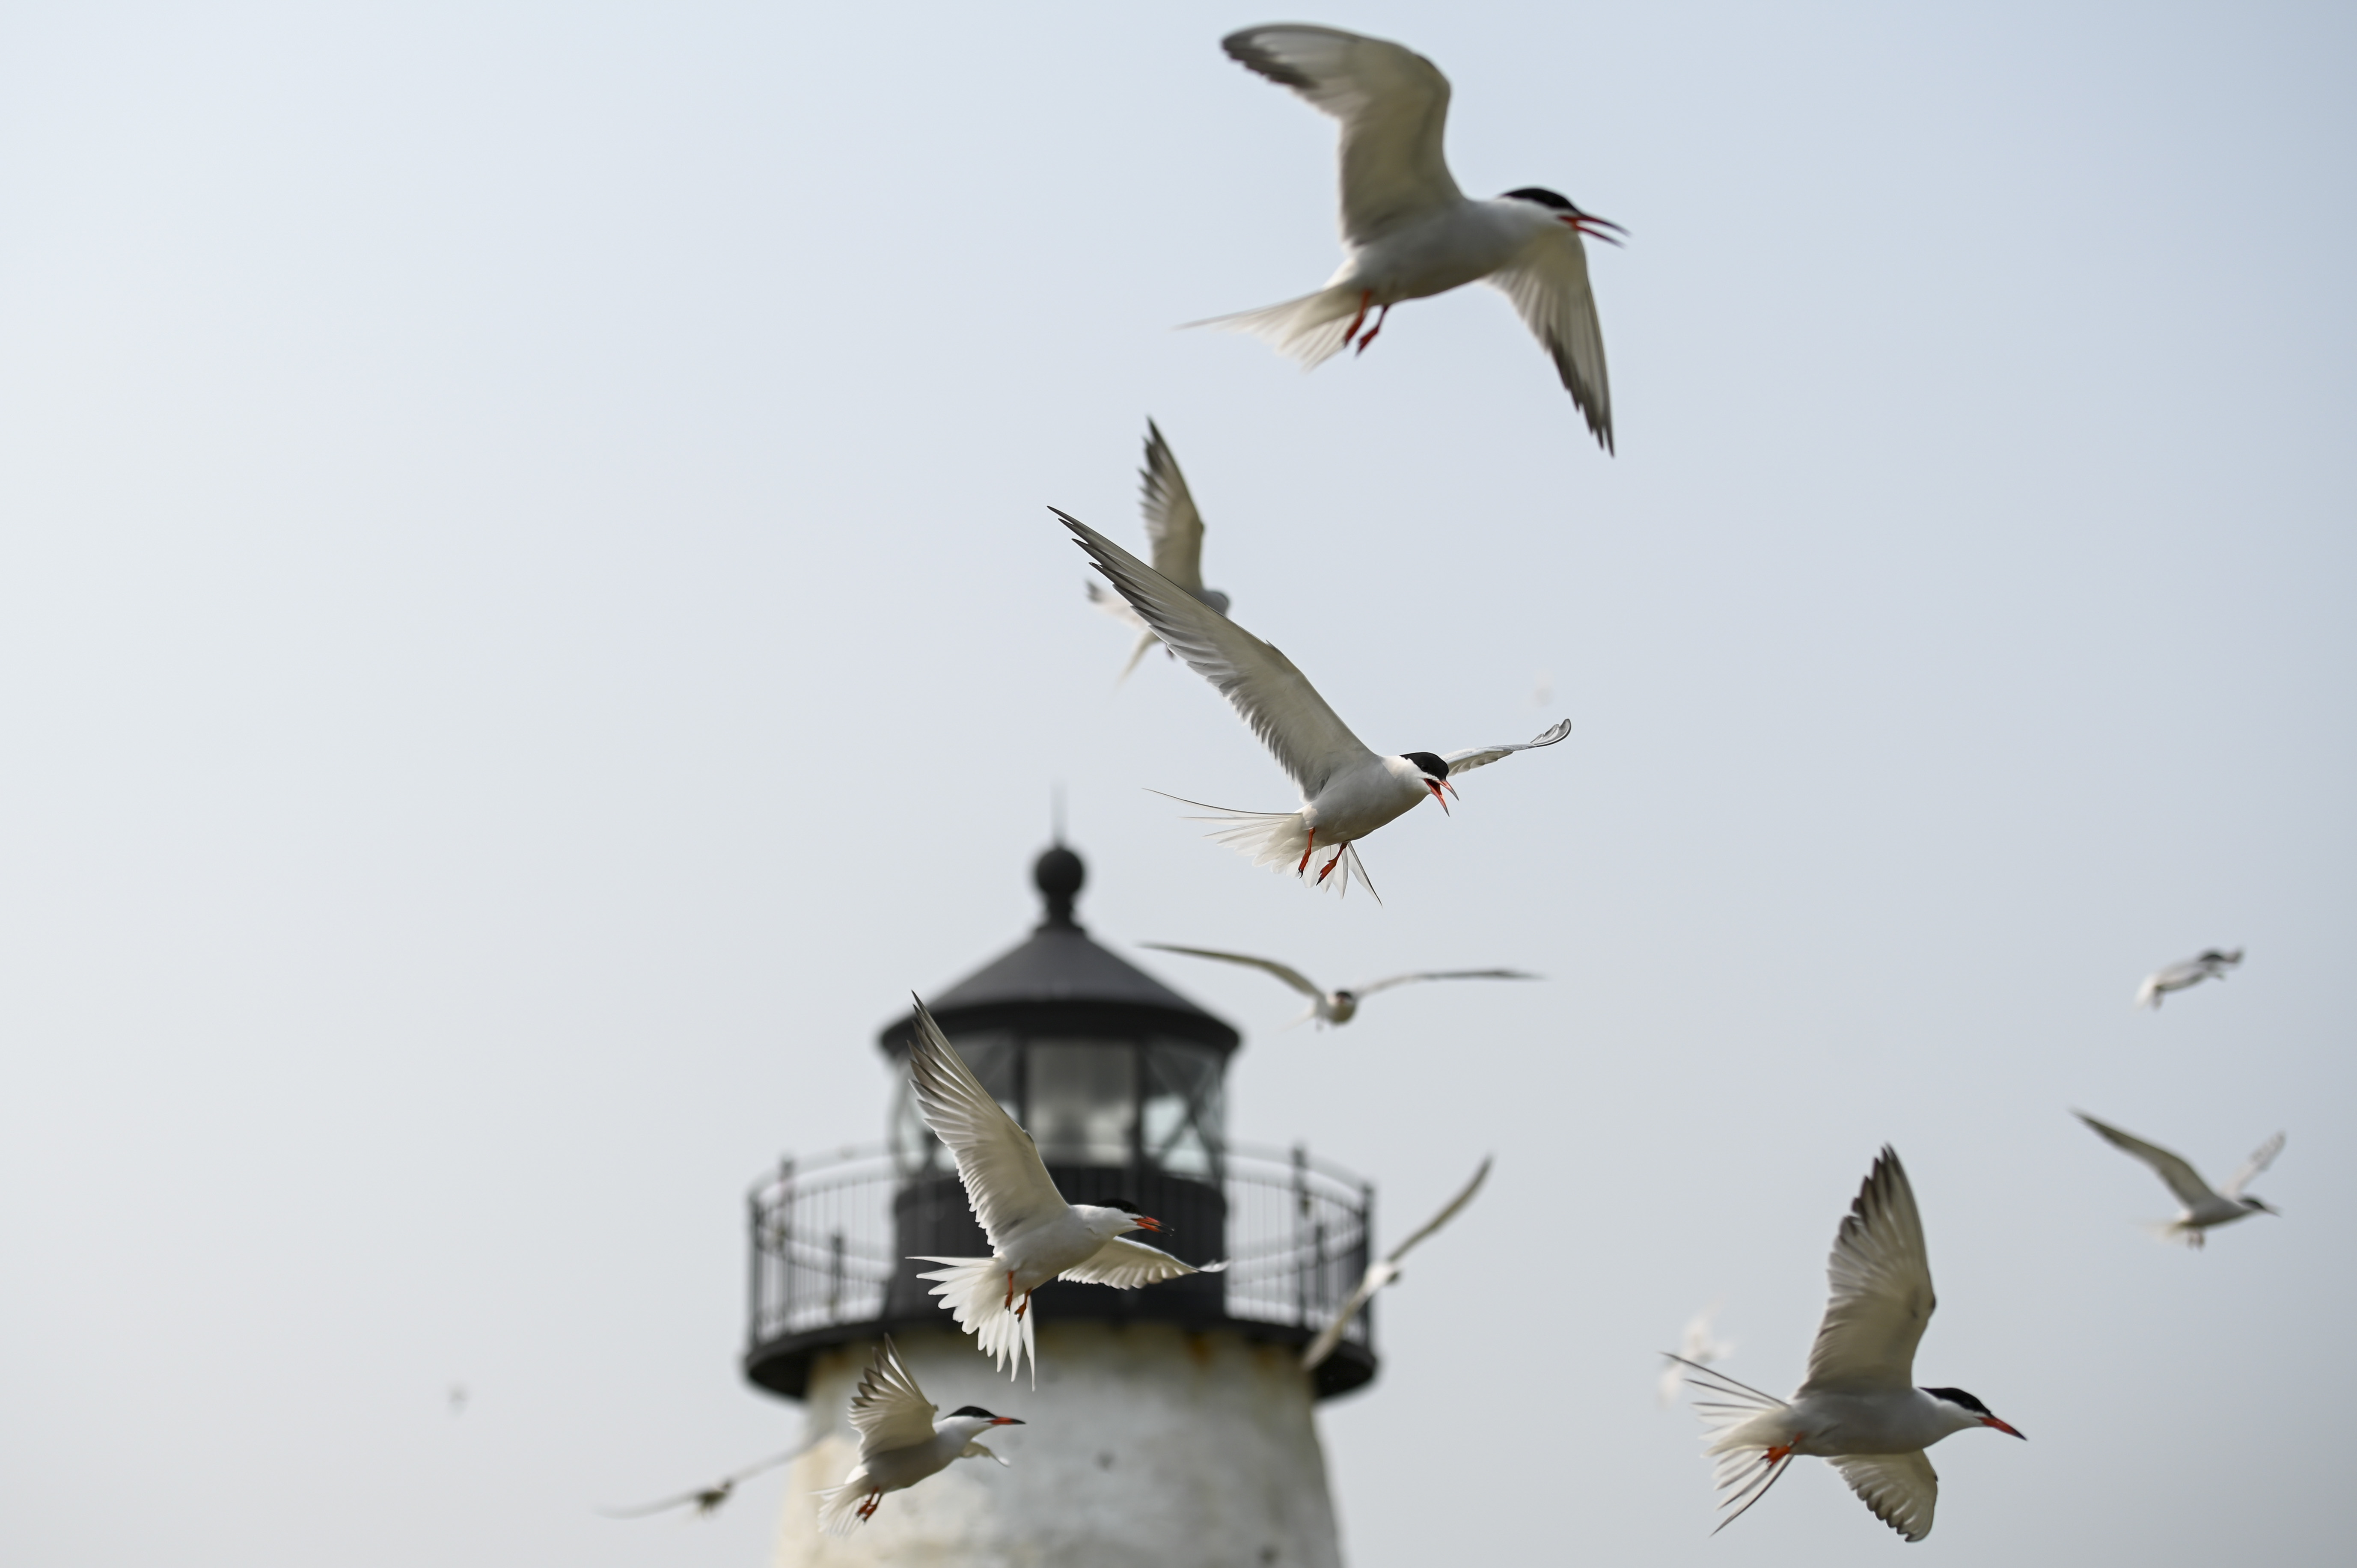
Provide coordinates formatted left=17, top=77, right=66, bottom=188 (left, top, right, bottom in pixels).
left=1338, top=200, right=1549, bottom=303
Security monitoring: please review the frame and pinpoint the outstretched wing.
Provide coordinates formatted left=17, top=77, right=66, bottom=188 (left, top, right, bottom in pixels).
left=906, top=999, right=1068, bottom=1248
left=1438, top=718, right=1573, bottom=778
left=1141, top=943, right=1322, bottom=999
left=2075, top=1111, right=2216, bottom=1209
left=1490, top=239, right=1614, bottom=451
left=1222, top=25, right=1461, bottom=248
left=1798, top=1147, right=1935, bottom=1396
left=1058, top=1235, right=1226, bottom=1290
left=1138, top=420, right=1208, bottom=593
left=1059, top=510, right=1375, bottom=799
left=1302, top=1259, right=1398, bottom=1371
left=1353, top=969, right=1538, bottom=998
left=1385, top=1155, right=1493, bottom=1265
left=2225, top=1131, right=2286, bottom=1198
left=846, top=1338, right=937, bottom=1457
left=1830, top=1451, right=1939, bottom=1542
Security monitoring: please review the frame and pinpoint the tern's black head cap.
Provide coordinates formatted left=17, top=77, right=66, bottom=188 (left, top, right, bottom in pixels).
left=1921, top=1387, right=1991, bottom=1415
left=946, top=1405, right=1000, bottom=1420
left=1502, top=186, right=1575, bottom=211
left=1106, top=1198, right=1146, bottom=1215
left=1400, top=751, right=1450, bottom=780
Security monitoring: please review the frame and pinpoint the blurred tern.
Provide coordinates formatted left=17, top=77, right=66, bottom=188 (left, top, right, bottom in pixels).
left=1199, top=24, right=1620, bottom=450
left=1142, top=942, right=1535, bottom=1026
left=2074, top=1111, right=2283, bottom=1248
left=601, top=1449, right=798, bottom=1520
left=1302, top=1155, right=1490, bottom=1370
left=1086, top=420, right=1233, bottom=681
left=905, top=998, right=1224, bottom=1384
left=1676, top=1148, right=2024, bottom=1543
left=1658, top=1305, right=1733, bottom=1408
left=814, top=1338, right=1022, bottom=1535
left=1058, top=508, right=1572, bottom=899
left=2134, top=947, right=2243, bottom=1010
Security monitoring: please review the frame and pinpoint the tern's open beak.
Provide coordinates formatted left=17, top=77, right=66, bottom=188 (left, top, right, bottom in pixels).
left=1424, top=777, right=1455, bottom=814
left=1129, top=1215, right=1166, bottom=1233
left=1560, top=211, right=1627, bottom=246
left=1981, top=1416, right=2026, bottom=1440
left=990, top=1416, right=1025, bottom=1426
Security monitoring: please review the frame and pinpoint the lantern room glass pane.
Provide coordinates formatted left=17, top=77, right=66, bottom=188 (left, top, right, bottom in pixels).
left=1025, top=1039, right=1136, bottom=1164
left=1143, top=1039, right=1224, bottom=1179
left=892, top=1030, right=1017, bottom=1177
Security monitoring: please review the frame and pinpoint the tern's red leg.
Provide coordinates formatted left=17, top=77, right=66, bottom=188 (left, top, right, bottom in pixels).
left=1353, top=303, right=1391, bottom=356
left=1764, top=1435, right=1803, bottom=1465
left=1296, top=827, right=1317, bottom=875
left=1340, top=289, right=1373, bottom=347
left=857, top=1492, right=880, bottom=1521
left=1015, top=1290, right=1032, bottom=1320
left=1005, top=1271, right=1015, bottom=1310
left=1316, top=846, right=1345, bottom=884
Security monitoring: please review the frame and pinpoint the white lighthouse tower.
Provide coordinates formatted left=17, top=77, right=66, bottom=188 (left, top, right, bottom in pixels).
left=744, top=844, right=1379, bottom=1566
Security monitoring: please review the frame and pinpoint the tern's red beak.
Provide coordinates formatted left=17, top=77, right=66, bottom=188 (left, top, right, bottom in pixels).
left=1425, top=777, right=1455, bottom=814
left=990, top=1416, right=1025, bottom=1426
left=1129, top=1215, right=1166, bottom=1233
left=1559, top=212, right=1627, bottom=246
left=1981, top=1416, right=2026, bottom=1440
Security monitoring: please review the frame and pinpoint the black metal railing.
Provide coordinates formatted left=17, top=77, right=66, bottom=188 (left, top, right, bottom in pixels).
left=746, top=1141, right=1374, bottom=1356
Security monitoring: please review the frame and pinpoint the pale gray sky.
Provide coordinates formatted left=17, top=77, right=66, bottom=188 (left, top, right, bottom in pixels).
left=3, top=3, right=2351, bottom=1564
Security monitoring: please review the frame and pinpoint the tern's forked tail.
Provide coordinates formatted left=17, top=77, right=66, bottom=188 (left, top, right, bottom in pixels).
left=1162, top=799, right=1377, bottom=901
left=814, top=1470, right=874, bottom=1537
left=1184, top=285, right=1363, bottom=370
left=912, top=1256, right=1037, bottom=1386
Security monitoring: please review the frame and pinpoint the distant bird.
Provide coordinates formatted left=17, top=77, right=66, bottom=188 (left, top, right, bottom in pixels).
left=601, top=1449, right=798, bottom=1521
left=2135, top=947, right=2244, bottom=1009
left=815, top=1338, right=1023, bottom=1535
left=1085, top=420, right=1233, bottom=681
left=446, top=1383, right=467, bottom=1417
left=1142, top=943, right=1536, bottom=1027
left=1058, top=509, right=1572, bottom=898
left=1199, top=24, right=1621, bottom=450
left=1302, top=1156, right=1490, bottom=1370
left=1676, top=1148, right=2024, bottom=1543
left=1658, top=1306, right=1733, bottom=1409
left=905, top=998, right=1225, bottom=1383
left=2073, top=1111, right=2283, bottom=1249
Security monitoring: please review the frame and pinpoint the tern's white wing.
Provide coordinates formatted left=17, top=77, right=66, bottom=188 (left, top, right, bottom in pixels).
left=1797, top=1148, right=1935, bottom=1396
left=1352, top=969, right=1537, bottom=998
left=1058, top=510, right=1376, bottom=799
left=845, top=1339, right=937, bottom=1458
left=1490, top=239, right=1614, bottom=451
left=906, top=999, right=1069, bottom=1248
left=1222, top=25, right=1461, bottom=248
left=1829, top=1452, right=1938, bottom=1543
left=2075, top=1111, right=2217, bottom=1208
left=1382, top=1155, right=1493, bottom=1264
left=1302, top=1259, right=1400, bottom=1371
left=1438, top=718, right=1573, bottom=777
left=1139, top=421, right=1207, bottom=593
left=2225, top=1131, right=2286, bottom=1198
left=1058, top=1235, right=1225, bottom=1290
left=1141, top=944, right=1322, bottom=999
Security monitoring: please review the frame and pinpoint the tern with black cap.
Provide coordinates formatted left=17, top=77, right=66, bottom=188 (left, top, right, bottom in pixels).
left=1674, top=1148, right=2024, bottom=1542
left=2074, top=1111, right=2284, bottom=1248
left=904, top=998, right=1225, bottom=1384
left=1085, top=419, right=1233, bottom=682
left=1141, top=942, right=1535, bottom=1027
left=814, top=1338, right=1025, bottom=1535
left=1195, top=24, right=1623, bottom=449
left=1058, top=509, right=1572, bottom=898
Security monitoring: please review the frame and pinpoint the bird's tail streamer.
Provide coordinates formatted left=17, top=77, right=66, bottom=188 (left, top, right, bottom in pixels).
left=1183, top=285, right=1363, bottom=370
left=813, top=1469, right=874, bottom=1538
left=912, top=1256, right=1037, bottom=1386
left=1148, top=792, right=1375, bottom=900
left=1664, top=1354, right=1798, bottom=1533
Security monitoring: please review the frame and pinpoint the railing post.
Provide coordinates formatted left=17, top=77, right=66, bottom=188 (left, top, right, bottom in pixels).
left=1358, top=1179, right=1376, bottom=1347
left=828, top=1229, right=846, bottom=1321
left=773, top=1157, right=795, bottom=1336
left=1291, top=1143, right=1310, bottom=1327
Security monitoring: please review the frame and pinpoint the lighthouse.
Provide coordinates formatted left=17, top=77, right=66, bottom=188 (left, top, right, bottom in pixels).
left=744, top=843, right=1378, bottom=1566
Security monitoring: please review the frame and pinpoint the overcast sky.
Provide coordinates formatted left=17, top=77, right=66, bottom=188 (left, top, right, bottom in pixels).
left=3, top=2, right=2351, bottom=1564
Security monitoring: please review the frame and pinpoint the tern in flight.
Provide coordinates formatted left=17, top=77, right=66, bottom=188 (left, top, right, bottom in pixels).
left=601, top=1449, right=799, bottom=1521
left=2074, top=1111, right=2283, bottom=1248
left=2134, top=947, right=2244, bottom=1010
left=1675, top=1148, right=2024, bottom=1542
left=1658, top=1305, right=1734, bottom=1409
left=905, top=998, right=1224, bottom=1384
left=1142, top=943, right=1535, bottom=1027
left=1058, top=509, right=1572, bottom=898
left=814, top=1338, right=1023, bottom=1535
left=1085, top=420, right=1233, bottom=681
left=1303, top=1156, right=1491, bottom=1370
left=1198, top=24, right=1621, bottom=450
